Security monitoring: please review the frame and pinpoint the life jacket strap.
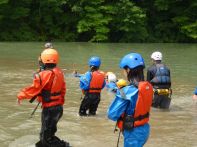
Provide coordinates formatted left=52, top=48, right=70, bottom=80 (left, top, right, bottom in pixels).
left=134, top=112, right=149, bottom=121
left=89, top=88, right=102, bottom=90
left=51, top=91, right=61, bottom=96
left=41, top=90, right=61, bottom=103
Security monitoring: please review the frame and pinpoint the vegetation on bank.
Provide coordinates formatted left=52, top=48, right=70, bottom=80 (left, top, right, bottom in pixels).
left=0, top=0, right=196, bottom=42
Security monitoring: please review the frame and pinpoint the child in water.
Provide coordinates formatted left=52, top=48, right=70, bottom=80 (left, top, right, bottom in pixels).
left=105, top=72, right=127, bottom=93
left=107, top=53, right=153, bottom=147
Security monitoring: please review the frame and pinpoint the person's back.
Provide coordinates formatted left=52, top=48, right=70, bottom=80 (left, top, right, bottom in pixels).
left=147, top=63, right=171, bottom=89
left=147, top=51, right=172, bottom=109
left=79, top=56, right=106, bottom=116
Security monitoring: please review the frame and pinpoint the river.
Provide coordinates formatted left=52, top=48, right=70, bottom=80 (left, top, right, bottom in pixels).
left=0, top=42, right=196, bottom=147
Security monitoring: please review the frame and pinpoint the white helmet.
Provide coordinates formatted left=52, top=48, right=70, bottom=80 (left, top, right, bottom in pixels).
left=151, top=51, right=162, bottom=61
left=44, top=42, right=53, bottom=49
left=108, top=73, right=117, bottom=83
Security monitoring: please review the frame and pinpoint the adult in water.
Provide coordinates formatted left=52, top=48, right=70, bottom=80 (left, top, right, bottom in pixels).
left=17, top=49, right=70, bottom=147
left=78, top=56, right=106, bottom=116
left=147, top=51, right=172, bottom=109
left=108, top=53, right=153, bottom=147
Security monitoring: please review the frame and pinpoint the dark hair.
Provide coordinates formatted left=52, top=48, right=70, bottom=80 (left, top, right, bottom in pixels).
left=90, top=66, right=99, bottom=72
left=45, top=63, right=56, bottom=69
left=126, top=66, right=144, bottom=83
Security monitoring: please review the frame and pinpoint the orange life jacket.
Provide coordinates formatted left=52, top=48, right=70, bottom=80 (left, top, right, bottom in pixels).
left=89, top=71, right=105, bottom=93
left=117, top=81, right=153, bottom=130
left=40, top=67, right=65, bottom=108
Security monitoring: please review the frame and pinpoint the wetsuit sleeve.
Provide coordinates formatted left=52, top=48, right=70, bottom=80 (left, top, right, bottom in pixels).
left=107, top=86, right=139, bottom=121
left=73, top=73, right=83, bottom=78
left=102, top=80, right=106, bottom=89
left=194, top=87, right=197, bottom=95
left=107, top=94, right=128, bottom=121
left=106, top=82, right=118, bottom=93
left=79, top=71, right=91, bottom=90
left=61, top=80, right=66, bottom=99
left=168, top=68, right=171, bottom=86
left=147, top=67, right=153, bottom=82
left=17, top=72, right=52, bottom=101
left=17, top=73, right=43, bottom=100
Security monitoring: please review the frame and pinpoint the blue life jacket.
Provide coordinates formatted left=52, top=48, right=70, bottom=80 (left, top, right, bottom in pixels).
left=150, top=64, right=171, bottom=86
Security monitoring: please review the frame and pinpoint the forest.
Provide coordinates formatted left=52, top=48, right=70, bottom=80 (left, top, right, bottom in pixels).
left=0, top=0, right=196, bottom=42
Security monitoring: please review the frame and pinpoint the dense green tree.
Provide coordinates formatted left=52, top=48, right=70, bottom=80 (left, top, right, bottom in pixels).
left=71, top=0, right=147, bottom=42
left=71, top=0, right=112, bottom=42
left=136, top=0, right=197, bottom=42
left=0, top=0, right=196, bottom=42
left=109, top=0, right=147, bottom=42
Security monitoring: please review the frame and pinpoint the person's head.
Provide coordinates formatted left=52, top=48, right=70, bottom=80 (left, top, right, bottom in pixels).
left=151, top=51, right=162, bottom=64
left=105, top=72, right=116, bottom=82
left=107, top=73, right=117, bottom=83
left=44, top=42, right=53, bottom=49
left=40, top=48, right=59, bottom=69
left=88, top=56, right=101, bottom=72
left=119, top=53, right=145, bottom=83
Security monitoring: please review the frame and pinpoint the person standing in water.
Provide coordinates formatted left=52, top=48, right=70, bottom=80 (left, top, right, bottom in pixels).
left=17, top=49, right=70, bottom=147
left=108, top=53, right=153, bottom=147
left=147, top=51, right=172, bottom=109
left=78, top=56, right=106, bottom=116
left=193, top=87, right=197, bottom=100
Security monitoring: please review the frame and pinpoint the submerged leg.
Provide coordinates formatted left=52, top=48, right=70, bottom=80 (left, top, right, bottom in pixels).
left=79, top=95, right=90, bottom=116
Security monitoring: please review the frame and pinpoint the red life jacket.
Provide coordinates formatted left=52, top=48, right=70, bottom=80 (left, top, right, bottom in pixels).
left=117, top=81, right=153, bottom=130
left=39, top=67, right=65, bottom=108
left=89, top=71, right=105, bottom=93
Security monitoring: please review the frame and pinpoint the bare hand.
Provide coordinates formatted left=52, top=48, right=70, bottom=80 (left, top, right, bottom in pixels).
left=192, top=95, right=197, bottom=100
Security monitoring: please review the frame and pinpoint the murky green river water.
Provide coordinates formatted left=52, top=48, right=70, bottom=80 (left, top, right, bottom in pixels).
left=0, top=42, right=196, bottom=147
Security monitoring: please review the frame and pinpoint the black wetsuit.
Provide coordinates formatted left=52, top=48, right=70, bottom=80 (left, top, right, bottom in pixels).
left=147, top=63, right=171, bottom=109
left=36, top=105, right=70, bottom=147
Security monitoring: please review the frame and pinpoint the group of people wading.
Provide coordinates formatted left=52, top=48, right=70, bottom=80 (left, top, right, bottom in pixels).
left=17, top=43, right=172, bottom=147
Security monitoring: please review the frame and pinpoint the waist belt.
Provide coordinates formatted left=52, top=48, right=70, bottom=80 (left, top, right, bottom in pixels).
left=89, top=88, right=102, bottom=90
left=121, top=112, right=149, bottom=131
left=154, top=89, right=170, bottom=95
left=134, top=112, right=149, bottom=121
left=51, top=92, right=61, bottom=96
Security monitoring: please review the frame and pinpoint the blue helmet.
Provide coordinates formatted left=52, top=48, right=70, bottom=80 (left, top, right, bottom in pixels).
left=88, top=56, right=101, bottom=67
left=119, top=53, right=145, bottom=69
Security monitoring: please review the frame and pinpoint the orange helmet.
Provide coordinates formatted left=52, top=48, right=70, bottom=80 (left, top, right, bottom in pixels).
left=40, top=48, right=59, bottom=64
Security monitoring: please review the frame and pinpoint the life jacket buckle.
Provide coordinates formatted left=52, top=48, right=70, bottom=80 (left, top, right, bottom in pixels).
left=123, top=115, right=134, bottom=131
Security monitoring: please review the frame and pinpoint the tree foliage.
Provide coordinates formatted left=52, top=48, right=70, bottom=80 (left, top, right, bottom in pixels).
left=0, top=0, right=196, bottom=42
